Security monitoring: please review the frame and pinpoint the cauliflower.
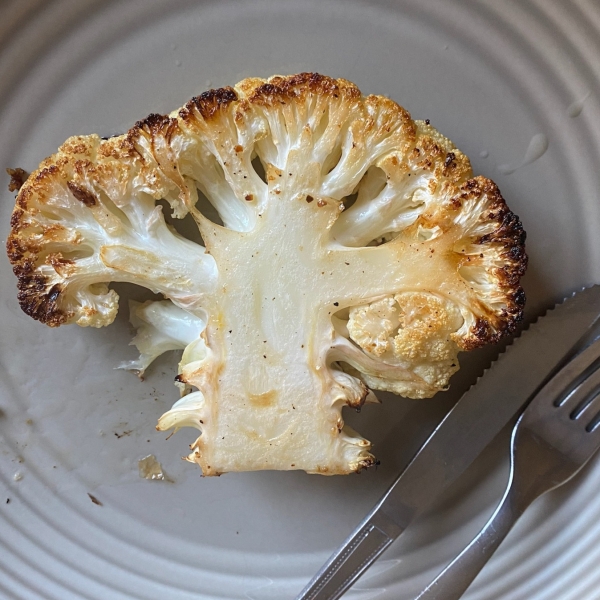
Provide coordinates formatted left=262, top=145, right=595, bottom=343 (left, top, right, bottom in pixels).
left=6, top=73, right=527, bottom=475
left=119, top=300, right=207, bottom=376
left=346, top=292, right=464, bottom=398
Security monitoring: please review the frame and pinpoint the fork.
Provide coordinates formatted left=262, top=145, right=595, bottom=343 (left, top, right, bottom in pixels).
left=415, top=336, right=600, bottom=600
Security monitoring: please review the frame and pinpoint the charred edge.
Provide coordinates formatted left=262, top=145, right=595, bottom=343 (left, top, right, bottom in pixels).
left=458, top=177, right=528, bottom=348
left=444, top=151, right=456, bottom=169
left=471, top=317, right=496, bottom=349
left=462, top=308, right=521, bottom=351
left=494, top=287, right=527, bottom=327
left=496, top=248, right=528, bottom=286
left=5, top=234, right=40, bottom=266
left=13, top=261, right=67, bottom=326
left=66, top=181, right=97, bottom=207
left=9, top=208, right=25, bottom=233
left=182, top=87, right=238, bottom=121
left=15, top=185, right=33, bottom=211
left=135, top=113, right=172, bottom=133
left=250, top=73, right=359, bottom=105
left=459, top=318, right=501, bottom=351
left=459, top=177, right=527, bottom=262
left=34, top=165, right=59, bottom=183
left=460, top=283, right=527, bottom=351
left=511, top=287, right=526, bottom=308
left=5, top=236, right=20, bottom=262
left=474, top=178, right=528, bottom=270
left=345, top=385, right=370, bottom=409
left=132, top=113, right=179, bottom=144
left=480, top=211, right=527, bottom=247
left=355, top=456, right=376, bottom=473
left=6, top=168, right=29, bottom=192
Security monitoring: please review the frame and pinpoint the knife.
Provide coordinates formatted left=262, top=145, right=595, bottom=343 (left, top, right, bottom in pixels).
left=296, top=285, right=600, bottom=600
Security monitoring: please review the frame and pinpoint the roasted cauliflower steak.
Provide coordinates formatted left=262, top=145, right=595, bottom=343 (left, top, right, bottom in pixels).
left=6, top=73, right=526, bottom=475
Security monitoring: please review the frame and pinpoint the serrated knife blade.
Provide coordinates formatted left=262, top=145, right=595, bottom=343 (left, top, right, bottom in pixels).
left=297, top=285, right=600, bottom=600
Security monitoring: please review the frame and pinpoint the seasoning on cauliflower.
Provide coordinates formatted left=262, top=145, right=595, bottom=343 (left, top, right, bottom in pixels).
left=6, top=73, right=527, bottom=475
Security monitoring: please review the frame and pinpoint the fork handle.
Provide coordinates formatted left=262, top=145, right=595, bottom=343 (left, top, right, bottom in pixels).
left=414, top=482, right=530, bottom=600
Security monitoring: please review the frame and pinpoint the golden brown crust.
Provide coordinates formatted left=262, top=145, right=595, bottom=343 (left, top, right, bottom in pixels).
left=453, top=176, right=526, bottom=350
left=248, top=72, right=361, bottom=106
left=11, top=259, right=69, bottom=327
left=179, top=87, right=238, bottom=122
left=411, top=124, right=472, bottom=185
left=133, top=113, right=179, bottom=143
left=6, top=219, right=71, bottom=326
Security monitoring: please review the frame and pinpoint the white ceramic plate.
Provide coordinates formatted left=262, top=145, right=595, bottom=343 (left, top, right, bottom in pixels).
left=1, top=1, right=599, bottom=598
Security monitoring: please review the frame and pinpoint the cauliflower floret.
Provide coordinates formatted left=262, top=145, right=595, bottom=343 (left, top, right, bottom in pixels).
left=347, top=297, right=401, bottom=357
left=119, top=299, right=207, bottom=376
left=347, top=293, right=463, bottom=398
left=6, top=73, right=527, bottom=475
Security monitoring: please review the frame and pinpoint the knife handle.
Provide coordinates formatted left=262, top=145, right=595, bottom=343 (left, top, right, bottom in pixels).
left=296, top=512, right=403, bottom=600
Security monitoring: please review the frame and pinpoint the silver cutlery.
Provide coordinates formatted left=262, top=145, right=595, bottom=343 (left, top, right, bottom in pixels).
left=296, top=285, right=600, bottom=600
left=415, top=334, right=600, bottom=600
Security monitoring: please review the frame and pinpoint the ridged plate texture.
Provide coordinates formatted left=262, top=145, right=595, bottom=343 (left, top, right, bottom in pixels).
left=0, top=1, right=599, bottom=598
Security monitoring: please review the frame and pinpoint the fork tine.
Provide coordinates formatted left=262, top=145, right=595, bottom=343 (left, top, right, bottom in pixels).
left=568, top=367, right=600, bottom=420
left=549, top=338, right=600, bottom=408
left=586, top=407, right=600, bottom=432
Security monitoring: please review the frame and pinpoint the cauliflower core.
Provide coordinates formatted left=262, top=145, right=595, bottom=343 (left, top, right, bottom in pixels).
left=6, top=73, right=526, bottom=475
